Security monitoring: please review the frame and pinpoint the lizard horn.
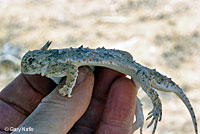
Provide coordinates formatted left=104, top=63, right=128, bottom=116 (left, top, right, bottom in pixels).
left=40, top=41, right=52, bottom=51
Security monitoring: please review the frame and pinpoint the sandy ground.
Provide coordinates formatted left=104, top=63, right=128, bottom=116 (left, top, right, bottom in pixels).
left=0, top=0, right=200, bottom=133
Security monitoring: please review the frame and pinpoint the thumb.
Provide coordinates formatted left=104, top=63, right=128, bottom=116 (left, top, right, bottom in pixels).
left=12, top=67, right=94, bottom=134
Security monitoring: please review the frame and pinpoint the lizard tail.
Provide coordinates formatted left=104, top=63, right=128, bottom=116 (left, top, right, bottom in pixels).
left=174, top=87, right=198, bottom=134
left=151, top=69, right=198, bottom=134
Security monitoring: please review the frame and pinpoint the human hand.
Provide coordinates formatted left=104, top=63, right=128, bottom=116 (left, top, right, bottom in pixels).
left=0, top=67, right=137, bottom=134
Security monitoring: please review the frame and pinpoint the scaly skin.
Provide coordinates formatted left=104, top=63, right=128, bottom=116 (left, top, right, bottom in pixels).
left=21, top=41, right=198, bottom=134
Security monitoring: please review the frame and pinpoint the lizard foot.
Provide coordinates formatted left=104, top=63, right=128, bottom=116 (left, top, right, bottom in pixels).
left=133, top=97, right=144, bottom=134
left=146, top=98, right=162, bottom=134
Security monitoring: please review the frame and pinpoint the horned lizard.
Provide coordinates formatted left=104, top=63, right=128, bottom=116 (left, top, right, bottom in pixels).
left=21, top=41, right=198, bottom=134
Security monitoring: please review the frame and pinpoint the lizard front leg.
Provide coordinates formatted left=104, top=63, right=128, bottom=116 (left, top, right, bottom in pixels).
left=45, top=63, right=79, bottom=97
left=136, top=69, right=162, bottom=134
left=58, top=66, right=78, bottom=97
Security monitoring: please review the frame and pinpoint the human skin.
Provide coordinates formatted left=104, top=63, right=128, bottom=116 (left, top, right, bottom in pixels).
left=0, top=67, right=137, bottom=134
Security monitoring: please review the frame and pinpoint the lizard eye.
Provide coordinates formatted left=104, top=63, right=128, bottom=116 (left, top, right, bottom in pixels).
left=27, top=57, right=35, bottom=64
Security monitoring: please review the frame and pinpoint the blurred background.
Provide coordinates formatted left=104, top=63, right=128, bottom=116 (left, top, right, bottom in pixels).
left=0, top=0, right=199, bottom=133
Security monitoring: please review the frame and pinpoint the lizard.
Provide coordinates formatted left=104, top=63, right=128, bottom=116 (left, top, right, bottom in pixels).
left=21, top=41, right=198, bottom=134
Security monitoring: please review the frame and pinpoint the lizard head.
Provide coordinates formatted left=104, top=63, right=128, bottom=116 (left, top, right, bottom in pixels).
left=21, top=41, right=52, bottom=74
left=21, top=50, right=43, bottom=74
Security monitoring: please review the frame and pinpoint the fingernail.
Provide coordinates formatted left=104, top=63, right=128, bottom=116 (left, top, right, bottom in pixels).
left=76, top=67, right=90, bottom=85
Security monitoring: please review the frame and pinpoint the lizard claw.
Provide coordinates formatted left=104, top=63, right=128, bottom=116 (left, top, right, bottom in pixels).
left=146, top=100, right=162, bottom=134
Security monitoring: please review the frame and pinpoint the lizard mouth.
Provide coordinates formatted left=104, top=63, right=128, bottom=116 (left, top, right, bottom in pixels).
left=20, top=63, right=36, bottom=74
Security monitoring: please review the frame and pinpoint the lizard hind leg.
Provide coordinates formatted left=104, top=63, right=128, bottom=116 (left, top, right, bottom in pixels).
left=133, top=97, right=144, bottom=134
left=151, top=72, right=198, bottom=134
left=136, top=69, right=162, bottom=134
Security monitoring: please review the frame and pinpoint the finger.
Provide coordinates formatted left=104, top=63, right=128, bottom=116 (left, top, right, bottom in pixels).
left=97, top=77, right=137, bottom=134
left=12, top=67, right=94, bottom=134
left=68, top=67, right=125, bottom=133
left=0, top=74, right=56, bottom=131
left=22, top=74, right=57, bottom=95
